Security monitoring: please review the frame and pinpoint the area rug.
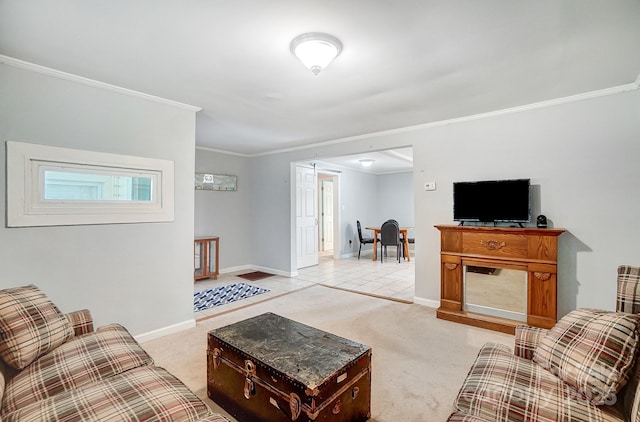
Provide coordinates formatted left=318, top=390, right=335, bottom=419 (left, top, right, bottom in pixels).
left=236, top=271, right=275, bottom=281
left=194, top=283, right=270, bottom=312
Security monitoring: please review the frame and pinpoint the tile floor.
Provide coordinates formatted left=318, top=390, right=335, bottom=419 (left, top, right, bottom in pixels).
left=194, top=249, right=415, bottom=321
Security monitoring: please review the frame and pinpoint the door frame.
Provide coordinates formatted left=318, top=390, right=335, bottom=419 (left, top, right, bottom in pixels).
left=318, top=170, right=341, bottom=260
left=291, top=163, right=341, bottom=271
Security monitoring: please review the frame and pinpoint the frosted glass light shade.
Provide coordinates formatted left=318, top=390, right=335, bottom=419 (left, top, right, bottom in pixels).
left=359, top=159, right=375, bottom=167
left=290, top=33, right=342, bottom=75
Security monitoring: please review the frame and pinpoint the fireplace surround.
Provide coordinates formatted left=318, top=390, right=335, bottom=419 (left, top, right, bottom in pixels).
left=435, top=225, right=565, bottom=334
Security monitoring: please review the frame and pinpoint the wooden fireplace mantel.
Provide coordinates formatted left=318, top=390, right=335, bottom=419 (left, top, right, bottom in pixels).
left=435, top=225, right=565, bottom=334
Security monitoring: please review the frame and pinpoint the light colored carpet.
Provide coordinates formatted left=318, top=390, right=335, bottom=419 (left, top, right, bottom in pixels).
left=141, top=285, right=512, bottom=421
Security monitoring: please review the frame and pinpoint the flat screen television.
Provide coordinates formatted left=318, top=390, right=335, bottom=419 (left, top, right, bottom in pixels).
left=453, top=179, right=531, bottom=223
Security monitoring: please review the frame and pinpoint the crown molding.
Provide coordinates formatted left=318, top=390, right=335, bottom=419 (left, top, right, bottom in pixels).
left=247, top=79, right=640, bottom=158
left=0, top=55, right=202, bottom=112
left=195, top=145, right=251, bottom=157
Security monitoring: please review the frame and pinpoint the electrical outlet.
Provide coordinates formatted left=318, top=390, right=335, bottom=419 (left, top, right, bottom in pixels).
left=424, top=181, right=436, bottom=191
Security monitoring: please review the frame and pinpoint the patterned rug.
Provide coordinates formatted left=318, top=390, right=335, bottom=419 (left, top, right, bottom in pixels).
left=194, top=283, right=270, bottom=312
left=237, top=271, right=275, bottom=281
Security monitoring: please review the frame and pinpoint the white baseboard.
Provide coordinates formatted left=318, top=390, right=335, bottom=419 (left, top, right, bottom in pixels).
left=135, top=319, right=196, bottom=343
left=219, top=264, right=252, bottom=275
left=340, top=252, right=356, bottom=259
left=413, top=297, right=439, bottom=309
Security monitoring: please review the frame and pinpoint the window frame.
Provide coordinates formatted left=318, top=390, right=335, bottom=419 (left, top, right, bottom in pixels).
left=6, top=141, right=174, bottom=227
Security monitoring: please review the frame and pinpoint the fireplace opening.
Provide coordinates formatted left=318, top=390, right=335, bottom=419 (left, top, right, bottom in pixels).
left=463, top=265, right=527, bottom=322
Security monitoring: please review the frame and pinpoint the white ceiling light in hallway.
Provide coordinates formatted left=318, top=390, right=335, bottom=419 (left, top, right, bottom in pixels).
left=290, top=32, right=342, bottom=75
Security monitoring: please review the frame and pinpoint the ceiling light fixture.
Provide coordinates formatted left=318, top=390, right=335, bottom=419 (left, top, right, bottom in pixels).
left=359, top=159, right=375, bottom=168
left=290, top=32, right=342, bottom=75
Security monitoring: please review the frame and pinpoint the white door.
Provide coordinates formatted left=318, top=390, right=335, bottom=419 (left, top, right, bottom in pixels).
left=321, top=180, right=334, bottom=251
left=296, top=165, right=318, bottom=268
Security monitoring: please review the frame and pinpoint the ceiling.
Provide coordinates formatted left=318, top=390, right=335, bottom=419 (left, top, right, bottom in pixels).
left=316, top=148, right=413, bottom=175
left=1, top=1, right=639, bottom=156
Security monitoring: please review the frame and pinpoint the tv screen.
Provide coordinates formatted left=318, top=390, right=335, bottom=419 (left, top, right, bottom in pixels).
left=453, top=179, right=530, bottom=223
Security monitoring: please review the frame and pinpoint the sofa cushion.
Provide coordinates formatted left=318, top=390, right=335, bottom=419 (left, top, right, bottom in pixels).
left=0, top=285, right=74, bottom=370
left=1, top=323, right=153, bottom=414
left=1, top=366, right=226, bottom=422
left=533, top=308, right=640, bottom=405
left=0, top=359, right=5, bottom=404
left=453, top=343, right=624, bottom=422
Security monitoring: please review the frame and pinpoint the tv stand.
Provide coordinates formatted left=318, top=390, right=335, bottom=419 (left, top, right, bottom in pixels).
left=435, top=225, right=565, bottom=334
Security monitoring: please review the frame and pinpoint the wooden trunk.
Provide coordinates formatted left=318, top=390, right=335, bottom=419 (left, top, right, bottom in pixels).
left=207, top=313, right=371, bottom=422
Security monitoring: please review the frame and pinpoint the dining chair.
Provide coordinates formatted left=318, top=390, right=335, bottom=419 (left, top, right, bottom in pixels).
left=387, top=219, right=414, bottom=260
left=380, top=220, right=401, bottom=263
left=384, top=219, right=399, bottom=257
left=356, top=220, right=378, bottom=259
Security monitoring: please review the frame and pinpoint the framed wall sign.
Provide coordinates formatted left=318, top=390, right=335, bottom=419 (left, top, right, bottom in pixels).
left=195, top=173, right=237, bottom=191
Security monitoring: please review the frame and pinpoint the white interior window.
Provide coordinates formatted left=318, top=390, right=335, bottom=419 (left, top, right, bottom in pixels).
left=6, top=141, right=174, bottom=226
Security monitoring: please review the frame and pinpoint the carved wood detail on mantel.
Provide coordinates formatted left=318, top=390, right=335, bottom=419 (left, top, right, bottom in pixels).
left=534, top=272, right=552, bottom=281
left=444, top=263, right=458, bottom=271
left=480, top=240, right=506, bottom=250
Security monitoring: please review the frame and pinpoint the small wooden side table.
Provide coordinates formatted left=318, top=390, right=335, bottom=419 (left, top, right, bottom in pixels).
left=194, top=237, right=219, bottom=280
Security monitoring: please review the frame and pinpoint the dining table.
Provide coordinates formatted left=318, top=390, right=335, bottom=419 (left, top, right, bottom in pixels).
left=365, top=226, right=413, bottom=262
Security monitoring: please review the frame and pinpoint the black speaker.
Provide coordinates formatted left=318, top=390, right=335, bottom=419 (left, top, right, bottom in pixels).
left=536, top=215, right=548, bottom=229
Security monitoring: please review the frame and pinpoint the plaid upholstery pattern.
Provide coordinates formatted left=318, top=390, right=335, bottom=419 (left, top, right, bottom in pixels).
left=64, top=309, right=94, bottom=336
left=197, top=416, right=231, bottom=422
left=0, top=285, right=74, bottom=370
left=447, top=411, right=494, bottom=421
left=2, top=323, right=153, bottom=414
left=621, top=358, right=640, bottom=422
left=617, top=266, right=640, bottom=314
left=453, top=343, right=624, bottom=422
left=514, top=325, right=548, bottom=360
left=2, top=366, right=229, bottom=422
left=533, top=308, right=640, bottom=405
left=0, top=359, right=5, bottom=404
left=616, top=266, right=640, bottom=422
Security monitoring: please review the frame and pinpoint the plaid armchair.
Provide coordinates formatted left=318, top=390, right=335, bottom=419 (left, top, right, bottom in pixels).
left=448, top=265, right=640, bottom=422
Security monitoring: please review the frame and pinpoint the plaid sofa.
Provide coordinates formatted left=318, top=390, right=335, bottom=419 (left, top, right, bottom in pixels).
left=447, top=266, right=640, bottom=422
left=0, top=285, right=229, bottom=422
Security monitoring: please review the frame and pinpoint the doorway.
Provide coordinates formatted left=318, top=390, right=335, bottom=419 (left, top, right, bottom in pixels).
left=319, top=173, right=338, bottom=254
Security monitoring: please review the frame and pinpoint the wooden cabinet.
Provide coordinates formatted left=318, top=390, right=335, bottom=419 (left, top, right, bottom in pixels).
left=435, top=225, right=564, bottom=334
left=195, top=237, right=219, bottom=280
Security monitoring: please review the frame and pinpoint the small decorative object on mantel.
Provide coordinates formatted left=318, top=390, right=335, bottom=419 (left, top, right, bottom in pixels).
left=195, top=173, right=237, bottom=191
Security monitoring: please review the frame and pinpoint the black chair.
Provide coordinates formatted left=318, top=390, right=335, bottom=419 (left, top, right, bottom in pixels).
left=356, top=221, right=378, bottom=259
left=380, top=220, right=401, bottom=263
left=387, top=219, right=414, bottom=260
left=384, top=219, right=399, bottom=257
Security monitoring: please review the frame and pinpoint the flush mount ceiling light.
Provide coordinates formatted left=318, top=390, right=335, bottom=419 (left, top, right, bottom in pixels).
left=290, top=32, right=342, bottom=75
left=359, top=159, right=375, bottom=167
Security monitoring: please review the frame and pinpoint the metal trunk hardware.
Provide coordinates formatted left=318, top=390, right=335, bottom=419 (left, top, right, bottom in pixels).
left=290, top=393, right=302, bottom=420
left=244, top=359, right=257, bottom=399
left=332, top=399, right=342, bottom=414
left=212, top=348, right=222, bottom=369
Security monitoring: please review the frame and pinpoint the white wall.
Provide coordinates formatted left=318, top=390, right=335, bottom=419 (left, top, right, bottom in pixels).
left=376, top=171, right=414, bottom=229
left=195, top=149, right=251, bottom=271
left=248, top=154, right=293, bottom=272
left=413, top=89, right=640, bottom=316
left=0, top=63, right=197, bottom=335
left=267, top=87, right=640, bottom=315
left=333, top=169, right=378, bottom=258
